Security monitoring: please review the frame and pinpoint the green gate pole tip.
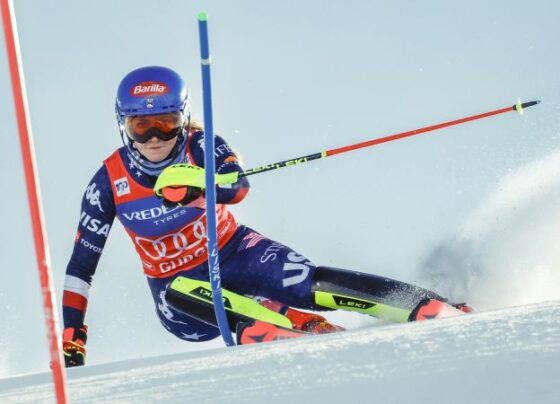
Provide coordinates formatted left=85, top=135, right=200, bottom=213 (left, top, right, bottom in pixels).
left=198, top=12, right=208, bottom=21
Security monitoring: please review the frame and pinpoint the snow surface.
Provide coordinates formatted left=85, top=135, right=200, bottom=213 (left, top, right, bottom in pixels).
left=1, top=300, right=558, bottom=403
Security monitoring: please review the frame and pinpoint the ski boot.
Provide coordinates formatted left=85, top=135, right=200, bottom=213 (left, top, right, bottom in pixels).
left=258, top=300, right=345, bottom=334
left=236, top=320, right=308, bottom=345
left=236, top=307, right=345, bottom=345
left=285, top=308, right=345, bottom=334
left=410, top=299, right=473, bottom=321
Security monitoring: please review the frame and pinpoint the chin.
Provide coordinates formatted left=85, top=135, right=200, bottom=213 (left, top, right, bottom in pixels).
left=140, top=147, right=173, bottom=163
left=147, top=154, right=168, bottom=163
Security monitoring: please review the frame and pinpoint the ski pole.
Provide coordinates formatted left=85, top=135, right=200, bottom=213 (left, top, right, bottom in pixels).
left=155, top=99, right=540, bottom=202
left=241, top=99, right=541, bottom=177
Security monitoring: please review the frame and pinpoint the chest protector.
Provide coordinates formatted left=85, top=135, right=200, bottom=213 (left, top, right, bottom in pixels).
left=104, top=150, right=238, bottom=278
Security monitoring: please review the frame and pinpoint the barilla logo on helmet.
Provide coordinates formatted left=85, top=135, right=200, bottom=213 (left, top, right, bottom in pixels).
left=130, top=81, right=169, bottom=97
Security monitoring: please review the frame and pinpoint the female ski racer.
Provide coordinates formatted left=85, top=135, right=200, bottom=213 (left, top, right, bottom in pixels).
left=62, top=66, right=471, bottom=367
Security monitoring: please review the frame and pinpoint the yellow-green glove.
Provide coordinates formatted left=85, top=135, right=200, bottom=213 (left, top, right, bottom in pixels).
left=154, top=163, right=239, bottom=204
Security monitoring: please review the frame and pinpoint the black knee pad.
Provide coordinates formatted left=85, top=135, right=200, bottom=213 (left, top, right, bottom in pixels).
left=311, top=266, right=445, bottom=322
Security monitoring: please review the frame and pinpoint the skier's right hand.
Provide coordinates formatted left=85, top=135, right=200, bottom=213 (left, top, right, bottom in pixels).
left=62, top=325, right=87, bottom=367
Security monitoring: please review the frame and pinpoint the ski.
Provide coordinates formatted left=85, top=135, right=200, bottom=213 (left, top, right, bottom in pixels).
left=165, top=277, right=315, bottom=344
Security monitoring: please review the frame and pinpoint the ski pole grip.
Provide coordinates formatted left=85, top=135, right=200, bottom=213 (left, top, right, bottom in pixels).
left=154, top=164, right=240, bottom=196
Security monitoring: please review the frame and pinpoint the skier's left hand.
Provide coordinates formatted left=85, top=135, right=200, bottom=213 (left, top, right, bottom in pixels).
left=160, top=185, right=205, bottom=208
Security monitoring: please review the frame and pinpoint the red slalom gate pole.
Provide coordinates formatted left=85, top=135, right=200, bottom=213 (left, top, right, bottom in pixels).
left=1, top=1, right=69, bottom=403
left=241, top=100, right=540, bottom=177
left=325, top=101, right=540, bottom=157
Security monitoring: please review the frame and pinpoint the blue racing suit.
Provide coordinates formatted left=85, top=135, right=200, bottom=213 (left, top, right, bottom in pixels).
left=63, top=131, right=317, bottom=341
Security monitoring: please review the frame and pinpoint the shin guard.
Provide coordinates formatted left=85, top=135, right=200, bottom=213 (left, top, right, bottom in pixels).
left=311, top=266, right=446, bottom=322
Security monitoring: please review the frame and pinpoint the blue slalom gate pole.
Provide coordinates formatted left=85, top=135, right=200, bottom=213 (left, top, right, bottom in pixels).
left=197, top=12, right=235, bottom=346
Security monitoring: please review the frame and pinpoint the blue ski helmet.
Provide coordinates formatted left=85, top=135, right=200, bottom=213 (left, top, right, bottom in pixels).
left=115, top=66, right=189, bottom=125
left=115, top=66, right=191, bottom=175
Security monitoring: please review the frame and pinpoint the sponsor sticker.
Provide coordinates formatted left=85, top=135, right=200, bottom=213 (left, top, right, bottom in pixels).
left=85, top=183, right=104, bottom=212
left=80, top=211, right=111, bottom=237
left=79, top=237, right=103, bottom=254
left=130, top=81, right=168, bottom=97
left=114, top=177, right=131, bottom=197
left=332, top=295, right=376, bottom=310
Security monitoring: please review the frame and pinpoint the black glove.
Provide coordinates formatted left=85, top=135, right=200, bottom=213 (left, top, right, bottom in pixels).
left=62, top=325, right=87, bottom=367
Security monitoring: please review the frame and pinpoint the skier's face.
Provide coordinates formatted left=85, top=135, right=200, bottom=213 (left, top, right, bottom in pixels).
left=134, top=135, right=178, bottom=162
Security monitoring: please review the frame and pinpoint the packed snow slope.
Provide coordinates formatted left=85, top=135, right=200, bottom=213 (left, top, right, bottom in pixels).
left=1, top=300, right=558, bottom=403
